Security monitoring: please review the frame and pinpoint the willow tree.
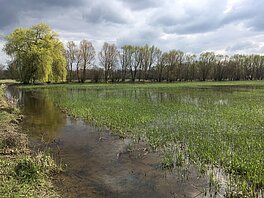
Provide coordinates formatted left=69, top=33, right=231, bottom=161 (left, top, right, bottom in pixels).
left=4, top=23, right=66, bottom=84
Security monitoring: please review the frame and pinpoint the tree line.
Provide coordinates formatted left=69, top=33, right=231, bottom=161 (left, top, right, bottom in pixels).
left=65, top=41, right=264, bottom=83
left=2, top=23, right=264, bottom=83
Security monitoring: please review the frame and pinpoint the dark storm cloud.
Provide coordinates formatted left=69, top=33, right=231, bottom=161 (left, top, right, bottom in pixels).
left=0, top=6, right=17, bottom=28
left=0, top=0, right=84, bottom=29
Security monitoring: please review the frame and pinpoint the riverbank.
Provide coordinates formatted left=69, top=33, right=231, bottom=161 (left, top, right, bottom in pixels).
left=0, top=84, right=60, bottom=197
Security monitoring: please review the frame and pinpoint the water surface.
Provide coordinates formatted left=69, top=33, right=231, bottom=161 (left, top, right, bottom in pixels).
left=7, top=87, right=214, bottom=198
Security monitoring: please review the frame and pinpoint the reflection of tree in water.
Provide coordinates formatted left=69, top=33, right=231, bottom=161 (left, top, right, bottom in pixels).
left=21, top=90, right=65, bottom=143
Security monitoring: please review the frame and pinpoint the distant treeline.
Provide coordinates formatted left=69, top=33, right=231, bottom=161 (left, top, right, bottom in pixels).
left=2, top=23, right=264, bottom=83
left=64, top=41, right=264, bottom=83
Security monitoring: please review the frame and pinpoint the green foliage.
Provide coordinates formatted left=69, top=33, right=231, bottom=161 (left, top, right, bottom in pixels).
left=15, top=157, right=40, bottom=182
left=4, top=23, right=66, bottom=84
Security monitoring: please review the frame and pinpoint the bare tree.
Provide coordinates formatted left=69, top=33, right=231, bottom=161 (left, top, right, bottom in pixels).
left=141, top=45, right=161, bottom=81
left=155, top=51, right=165, bottom=82
left=79, top=40, right=96, bottom=83
left=65, top=41, right=77, bottom=82
left=119, top=45, right=133, bottom=82
left=130, top=46, right=143, bottom=82
left=164, top=50, right=179, bottom=82
left=198, top=52, right=215, bottom=81
left=185, top=54, right=197, bottom=81
left=99, top=42, right=119, bottom=82
left=75, top=47, right=82, bottom=82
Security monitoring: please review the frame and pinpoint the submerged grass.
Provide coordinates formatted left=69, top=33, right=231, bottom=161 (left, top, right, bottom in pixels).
left=21, top=81, right=264, bottom=196
left=0, top=85, right=61, bottom=197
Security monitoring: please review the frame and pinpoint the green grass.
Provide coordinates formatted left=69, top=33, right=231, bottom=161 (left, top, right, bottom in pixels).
left=0, top=153, right=60, bottom=197
left=0, top=84, right=61, bottom=197
left=21, top=81, right=264, bottom=196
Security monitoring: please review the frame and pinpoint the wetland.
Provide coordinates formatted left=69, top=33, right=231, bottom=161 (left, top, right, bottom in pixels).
left=7, top=81, right=264, bottom=197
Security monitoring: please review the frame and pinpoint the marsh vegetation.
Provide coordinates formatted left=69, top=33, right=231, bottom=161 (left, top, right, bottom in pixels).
left=21, top=81, right=264, bottom=197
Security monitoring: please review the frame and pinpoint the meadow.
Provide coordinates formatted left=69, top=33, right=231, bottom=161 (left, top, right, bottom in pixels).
left=22, top=81, right=264, bottom=196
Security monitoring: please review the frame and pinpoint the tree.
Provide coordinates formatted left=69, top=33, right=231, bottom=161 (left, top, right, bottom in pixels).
left=51, top=40, right=67, bottom=82
left=4, top=23, right=66, bottom=84
left=65, top=41, right=77, bottom=82
left=198, top=52, right=215, bottom=81
left=141, top=45, right=161, bottom=81
left=185, top=54, right=197, bottom=81
left=79, top=40, right=95, bottom=83
left=252, top=55, right=264, bottom=80
left=130, top=46, right=143, bottom=82
left=229, top=54, right=246, bottom=80
left=212, top=54, right=228, bottom=81
left=164, top=50, right=179, bottom=82
left=119, top=45, right=133, bottom=82
left=155, top=51, right=165, bottom=82
left=75, top=46, right=82, bottom=82
left=99, top=42, right=119, bottom=82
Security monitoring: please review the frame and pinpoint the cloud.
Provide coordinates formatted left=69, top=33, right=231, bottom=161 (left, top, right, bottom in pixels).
left=117, top=28, right=162, bottom=47
left=83, top=3, right=127, bottom=24
left=226, top=41, right=255, bottom=52
left=149, top=0, right=230, bottom=34
left=118, top=0, right=159, bottom=10
left=0, top=0, right=84, bottom=30
left=0, top=0, right=264, bottom=64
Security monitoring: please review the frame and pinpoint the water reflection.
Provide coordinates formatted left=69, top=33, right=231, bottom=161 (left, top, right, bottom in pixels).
left=7, top=87, right=65, bottom=142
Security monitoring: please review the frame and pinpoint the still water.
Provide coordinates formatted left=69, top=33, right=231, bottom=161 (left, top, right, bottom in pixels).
left=7, top=87, right=210, bottom=198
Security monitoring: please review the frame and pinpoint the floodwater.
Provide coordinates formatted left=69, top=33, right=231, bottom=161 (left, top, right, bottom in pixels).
left=6, top=87, right=212, bottom=198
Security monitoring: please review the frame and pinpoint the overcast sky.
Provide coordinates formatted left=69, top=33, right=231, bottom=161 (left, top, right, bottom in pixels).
left=1, top=0, right=264, bottom=64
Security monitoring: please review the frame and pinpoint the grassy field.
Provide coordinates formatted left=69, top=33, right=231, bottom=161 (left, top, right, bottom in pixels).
left=22, top=81, right=264, bottom=196
left=0, top=85, right=61, bottom=197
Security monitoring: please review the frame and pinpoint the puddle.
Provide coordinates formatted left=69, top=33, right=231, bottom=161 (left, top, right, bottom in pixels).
left=6, top=87, right=213, bottom=198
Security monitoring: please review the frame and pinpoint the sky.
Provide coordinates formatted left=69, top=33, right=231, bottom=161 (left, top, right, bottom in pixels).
left=1, top=0, right=264, bottom=64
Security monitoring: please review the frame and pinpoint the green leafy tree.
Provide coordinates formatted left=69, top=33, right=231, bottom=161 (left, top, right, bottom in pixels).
left=4, top=23, right=66, bottom=84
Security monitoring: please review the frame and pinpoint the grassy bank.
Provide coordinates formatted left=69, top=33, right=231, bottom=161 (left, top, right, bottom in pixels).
left=0, top=85, right=60, bottom=197
left=21, top=81, right=264, bottom=196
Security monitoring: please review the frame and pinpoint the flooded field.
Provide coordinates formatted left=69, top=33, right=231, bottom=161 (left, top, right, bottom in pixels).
left=7, top=87, right=210, bottom=198
left=8, top=81, right=264, bottom=197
